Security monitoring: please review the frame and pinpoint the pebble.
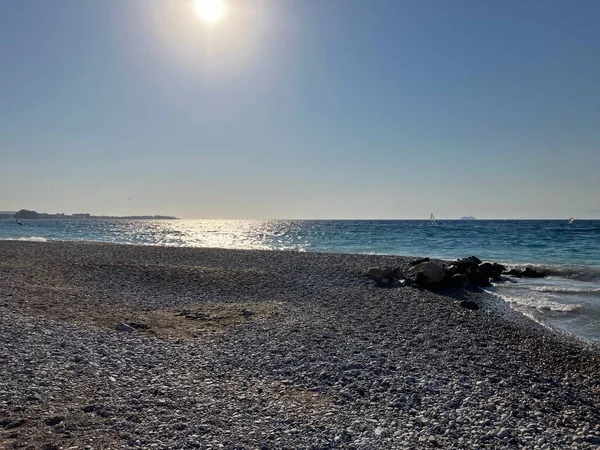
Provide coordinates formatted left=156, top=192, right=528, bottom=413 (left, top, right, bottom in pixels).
left=0, top=242, right=599, bottom=449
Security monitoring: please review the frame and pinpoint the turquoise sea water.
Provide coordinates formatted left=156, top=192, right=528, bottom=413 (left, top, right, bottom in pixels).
left=2, top=219, right=600, bottom=342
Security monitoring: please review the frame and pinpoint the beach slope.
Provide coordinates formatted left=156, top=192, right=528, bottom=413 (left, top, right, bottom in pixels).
left=1, top=241, right=600, bottom=448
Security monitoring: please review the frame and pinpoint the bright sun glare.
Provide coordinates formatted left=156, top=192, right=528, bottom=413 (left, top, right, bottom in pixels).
left=194, top=0, right=224, bottom=22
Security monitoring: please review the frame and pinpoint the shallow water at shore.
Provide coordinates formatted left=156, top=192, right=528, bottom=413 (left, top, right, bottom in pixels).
left=2, top=218, right=600, bottom=342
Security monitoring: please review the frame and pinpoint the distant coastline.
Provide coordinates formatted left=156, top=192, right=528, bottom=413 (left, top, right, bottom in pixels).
left=2, top=209, right=177, bottom=220
left=459, top=216, right=476, bottom=220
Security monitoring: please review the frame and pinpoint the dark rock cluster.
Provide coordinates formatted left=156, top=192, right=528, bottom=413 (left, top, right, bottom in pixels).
left=366, top=255, right=546, bottom=290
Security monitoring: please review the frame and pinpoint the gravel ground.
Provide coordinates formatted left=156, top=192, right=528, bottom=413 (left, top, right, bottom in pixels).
left=1, top=240, right=600, bottom=449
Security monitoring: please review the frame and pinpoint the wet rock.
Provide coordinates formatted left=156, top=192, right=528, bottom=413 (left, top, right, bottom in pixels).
left=506, top=267, right=546, bottom=278
left=478, top=262, right=502, bottom=279
left=463, top=256, right=483, bottom=265
left=452, top=257, right=481, bottom=274
left=521, top=267, right=546, bottom=278
left=466, top=267, right=491, bottom=287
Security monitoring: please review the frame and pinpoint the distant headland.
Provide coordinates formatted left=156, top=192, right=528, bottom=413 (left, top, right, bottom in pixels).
left=1, top=210, right=178, bottom=220
left=459, top=216, right=476, bottom=220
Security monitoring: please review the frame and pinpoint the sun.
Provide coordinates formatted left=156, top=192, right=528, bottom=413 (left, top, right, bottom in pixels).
left=194, top=0, right=224, bottom=22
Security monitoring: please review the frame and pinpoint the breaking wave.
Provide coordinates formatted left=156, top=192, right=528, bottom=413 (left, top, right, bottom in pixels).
left=485, top=289, right=582, bottom=313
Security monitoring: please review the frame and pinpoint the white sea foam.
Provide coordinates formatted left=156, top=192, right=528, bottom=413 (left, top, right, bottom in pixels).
left=2, top=236, right=50, bottom=242
left=528, top=285, right=600, bottom=295
left=498, top=294, right=581, bottom=312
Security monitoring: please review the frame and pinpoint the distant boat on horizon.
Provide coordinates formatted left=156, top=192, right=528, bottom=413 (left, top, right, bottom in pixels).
left=14, top=215, right=22, bottom=226
left=430, top=212, right=436, bottom=224
left=569, top=217, right=574, bottom=224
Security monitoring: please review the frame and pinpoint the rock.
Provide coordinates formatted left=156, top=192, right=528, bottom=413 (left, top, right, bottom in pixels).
left=505, top=268, right=523, bottom=277
left=366, top=267, right=397, bottom=287
left=493, top=262, right=507, bottom=273
left=241, top=309, right=255, bottom=319
left=445, top=264, right=459, bottom=276
left=477, top=262, right=502, bottom=278
left=392, top=267, right=406, bottom=279
left=407, top=393, right=421, bottom=407
left=389, top=396, right=406, bottom=408
left=366, top=267, right=394, bottom=279
left=82, top=404, right=102, bottom=413
left=521, top=267, right=546, bottom=278
left=116, top=322, right=135, bottom=332
left=367, top=266, right=407, bottom=287
left=0, top=419, right=26, bottom=429
left=493, top=275, right=509, bottom=282
left=44, top=416, right=64, bottom=426
left=466, top=267, right=491, bottom=287
left=463, top=256, right=483, bottom=265
left=40, top=445, right=60, bottom=450
left=505, top=267, right=546, bottom=278
left=586, top=436, right=600, bottom=445
left=444, top=274, right=469, bottom=289
left=459, top=300, right=479, bottom=310
left=340, top=390, right=355, bottom=401
left=409, top=257, right=430, bottom=266
left=127, top=322, right=150, bottom=330
left=452, top=256, right=482, bottom=274
left=375, top=277, right=393, bottom=287
left=428, top=436, right=439, bottom=447
left=497, top=428, right=510, bottom=439
left=409, top=261, right=446, bottom=284
left=374, top=426, right=384, bottom=437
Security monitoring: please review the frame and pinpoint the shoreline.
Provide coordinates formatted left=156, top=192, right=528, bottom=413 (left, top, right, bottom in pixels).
left=4, top=232, right=600, bottom=268
left=2, top=240, right=600, bottom=448
left=4, top=237, right=600, bottom=343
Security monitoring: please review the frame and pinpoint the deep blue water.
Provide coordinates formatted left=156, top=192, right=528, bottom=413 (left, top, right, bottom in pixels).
left=2, top=219, right=600, bottom=342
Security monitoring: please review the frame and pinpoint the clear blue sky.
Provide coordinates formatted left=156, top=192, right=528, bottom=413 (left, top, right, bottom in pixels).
left=1, top=0, right=599, bottom=219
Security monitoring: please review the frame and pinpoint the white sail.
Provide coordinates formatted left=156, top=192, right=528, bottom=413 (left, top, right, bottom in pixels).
left=569, top=217, right=574, bottom=224
left=430, top=213, right=435, bottom=224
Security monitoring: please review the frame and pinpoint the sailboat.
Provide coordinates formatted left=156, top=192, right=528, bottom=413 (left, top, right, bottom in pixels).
left=430, top=212, right=436, bottom=224
left=568, top=217, right=574, bottom=224
left=14, top=215, right=22, bottom=226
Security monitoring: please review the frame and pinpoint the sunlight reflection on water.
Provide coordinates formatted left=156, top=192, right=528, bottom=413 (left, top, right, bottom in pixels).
left=114, top=220, right=310, bottom=251
left=2, top=219, right=600, bottom=266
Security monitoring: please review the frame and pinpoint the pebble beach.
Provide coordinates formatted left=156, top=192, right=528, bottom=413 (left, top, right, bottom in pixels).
left=2, top=240, right=600, bottom=449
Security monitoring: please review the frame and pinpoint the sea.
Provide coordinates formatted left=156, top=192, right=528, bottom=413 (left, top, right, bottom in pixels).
left=2, top=219, right=600, bottom=343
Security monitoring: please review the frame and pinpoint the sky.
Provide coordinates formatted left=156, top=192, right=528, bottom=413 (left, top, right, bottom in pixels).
left=1, top=0, right=599, bottom=219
